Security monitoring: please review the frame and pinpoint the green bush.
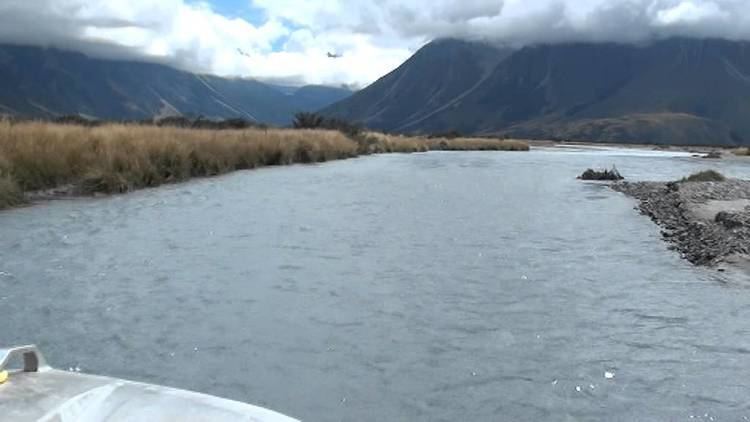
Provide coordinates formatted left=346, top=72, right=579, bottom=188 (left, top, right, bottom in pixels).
left=292, top=112, right=362, bottom=137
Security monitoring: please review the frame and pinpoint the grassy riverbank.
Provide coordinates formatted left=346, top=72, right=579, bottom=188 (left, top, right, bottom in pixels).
left=0, top=121, right=528, bottom=209
left=363, top=132, right=530, bottom=153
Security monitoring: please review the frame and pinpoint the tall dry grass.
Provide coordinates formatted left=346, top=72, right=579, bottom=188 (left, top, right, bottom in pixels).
left=0, top=121, right=357, bottom=203
left=362, top=132, right=530, bottom=153
left=0, top=122, right=530, bottom=209
left=426, top=137, right=530, bottom=151
left=361, top=132, right=430, bottom=153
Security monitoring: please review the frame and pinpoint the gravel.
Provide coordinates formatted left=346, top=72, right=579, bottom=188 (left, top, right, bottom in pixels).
left=611, top=179, right=750, bottom=266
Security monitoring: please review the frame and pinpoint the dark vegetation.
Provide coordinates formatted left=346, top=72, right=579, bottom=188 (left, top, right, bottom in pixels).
left=428, top=130, right=463, bottom=139
left=680, top=170, right=726, bottom=183
left=578, top=167, right=624, bottom=181
left=292, top=112, right=362, bottom=137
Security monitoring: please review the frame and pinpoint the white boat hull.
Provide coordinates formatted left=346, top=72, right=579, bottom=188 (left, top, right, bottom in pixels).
left=0, top=346, right=298, bottom=422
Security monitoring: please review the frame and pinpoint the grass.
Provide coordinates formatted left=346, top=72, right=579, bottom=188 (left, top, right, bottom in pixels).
left=362, top=132, right=530, bottom=153
left=426, top=137, right=530, bottom=151
left=680, top=170, right=726, bottom=182
left=732, top=147, right=750, bottom=156
left=360, top=132, right=429, bottom=153
left=0, top=121, right=357, bottom=202
left=0, top=175, right=23, bottom=209
left=0, top=121, right=529, bottom=209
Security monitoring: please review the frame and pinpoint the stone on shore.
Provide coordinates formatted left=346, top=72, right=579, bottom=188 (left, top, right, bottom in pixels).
left=611, top=173, right=750, bottom=267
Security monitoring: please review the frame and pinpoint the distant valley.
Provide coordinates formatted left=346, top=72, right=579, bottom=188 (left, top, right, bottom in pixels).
left=0, top=45, right=351, bottom=126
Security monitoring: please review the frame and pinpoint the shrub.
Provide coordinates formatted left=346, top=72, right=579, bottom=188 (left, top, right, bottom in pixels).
left=292, top=112, right=362, bottom=138
left=428, top=130, right=462, bottom=139
left=322, top=118, right=362, bottom=138
left=681, top=170, right=726, bottom=183
left=292, top=112, right=325, bottom=129
left=54, top=115, right=100, bottom=127
left=578, top=166, right=624, bottom=181
left=155, top=116, right=259, bottom=130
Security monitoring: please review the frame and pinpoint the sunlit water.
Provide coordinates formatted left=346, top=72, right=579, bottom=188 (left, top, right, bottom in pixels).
left=3, top=147, right=750, bottom=421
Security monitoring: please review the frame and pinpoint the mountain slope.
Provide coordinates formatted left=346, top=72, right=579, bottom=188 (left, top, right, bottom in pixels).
left=0, top=45, right=351, bottom=125
left=324, top=38, right=750, bottom=145
left=323, top=39, right=512, bottom=131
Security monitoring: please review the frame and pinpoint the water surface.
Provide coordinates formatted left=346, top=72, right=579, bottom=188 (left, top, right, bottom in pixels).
left=2, top=147, right=750, bottom=421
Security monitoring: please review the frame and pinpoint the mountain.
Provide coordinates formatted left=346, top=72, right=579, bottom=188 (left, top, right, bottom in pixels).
left=323, top=39, right=512, bottom=132
left=0, top=45, right=351, bottom=125
left=324, top=38, right=750, bottom=145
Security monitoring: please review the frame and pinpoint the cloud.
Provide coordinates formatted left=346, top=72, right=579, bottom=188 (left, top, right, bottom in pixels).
left=253, top=0, right=750, bottom=45
left=0, top=0, right=413, bottom=86
left=1, top=0, right=750, bottom=86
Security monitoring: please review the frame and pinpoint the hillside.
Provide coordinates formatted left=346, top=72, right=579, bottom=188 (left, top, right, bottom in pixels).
left=0, top=45, right=351, bottom=125
left=323, top=39, right=512, bottom=132
left=324, top=38, right=750, bottom=145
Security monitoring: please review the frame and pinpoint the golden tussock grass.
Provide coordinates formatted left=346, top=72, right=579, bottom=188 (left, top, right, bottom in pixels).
left=363, top=132, right=530, bottom=153
left=361, top=132, right=429, bottom=153
left=0, top=122, right=529, bottom=209
left=0, top=121, right=357, bottom=203
left=732, top=147, right=750, bottom=156
left=426, top=137, right=530, bottom=151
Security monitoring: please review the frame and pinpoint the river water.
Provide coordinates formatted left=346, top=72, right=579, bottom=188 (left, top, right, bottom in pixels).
left=2, top=147, right=750, bottom=421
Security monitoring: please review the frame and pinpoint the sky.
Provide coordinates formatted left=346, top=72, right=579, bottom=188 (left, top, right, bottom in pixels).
left=1, top=0, right=749, bottom=87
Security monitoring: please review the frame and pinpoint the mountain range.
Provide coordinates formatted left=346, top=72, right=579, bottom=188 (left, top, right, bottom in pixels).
left=323, top=38, right=750, bottom=145
left=3, top=38, right=750, bottom=145
left=0, top=44, right=351, bottom=126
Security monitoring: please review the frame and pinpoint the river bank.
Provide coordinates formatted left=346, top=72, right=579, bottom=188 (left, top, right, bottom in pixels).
left=0, top=121, right=528, bottom=210
left=612, top=174, right=750, bottom=268
left=529, top=139, right=750, bottom=159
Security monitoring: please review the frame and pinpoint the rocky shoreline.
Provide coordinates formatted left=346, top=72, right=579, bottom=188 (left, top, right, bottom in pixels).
left=611, top=178, right=750, bottom=267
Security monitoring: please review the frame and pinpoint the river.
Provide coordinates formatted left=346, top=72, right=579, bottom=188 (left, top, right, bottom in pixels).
left=2, top=147, right=750, bottom=421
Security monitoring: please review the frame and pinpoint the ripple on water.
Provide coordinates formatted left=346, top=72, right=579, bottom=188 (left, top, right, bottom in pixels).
left=2, top=150, right=750, bottom=421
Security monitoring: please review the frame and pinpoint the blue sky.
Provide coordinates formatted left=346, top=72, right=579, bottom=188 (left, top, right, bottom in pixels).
left=184, top=0, right=319, bottom=67
left=206, top=0, right=267, bottom=25
left=206, top=0, right=287, bottom=52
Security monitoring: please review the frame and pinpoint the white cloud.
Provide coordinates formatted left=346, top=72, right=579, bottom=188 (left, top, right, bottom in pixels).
left=655, top=1, right=729, bottom=26
left=0, top=0, right=413, bottom=86
left=1, top=0, right=750, bottom=86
